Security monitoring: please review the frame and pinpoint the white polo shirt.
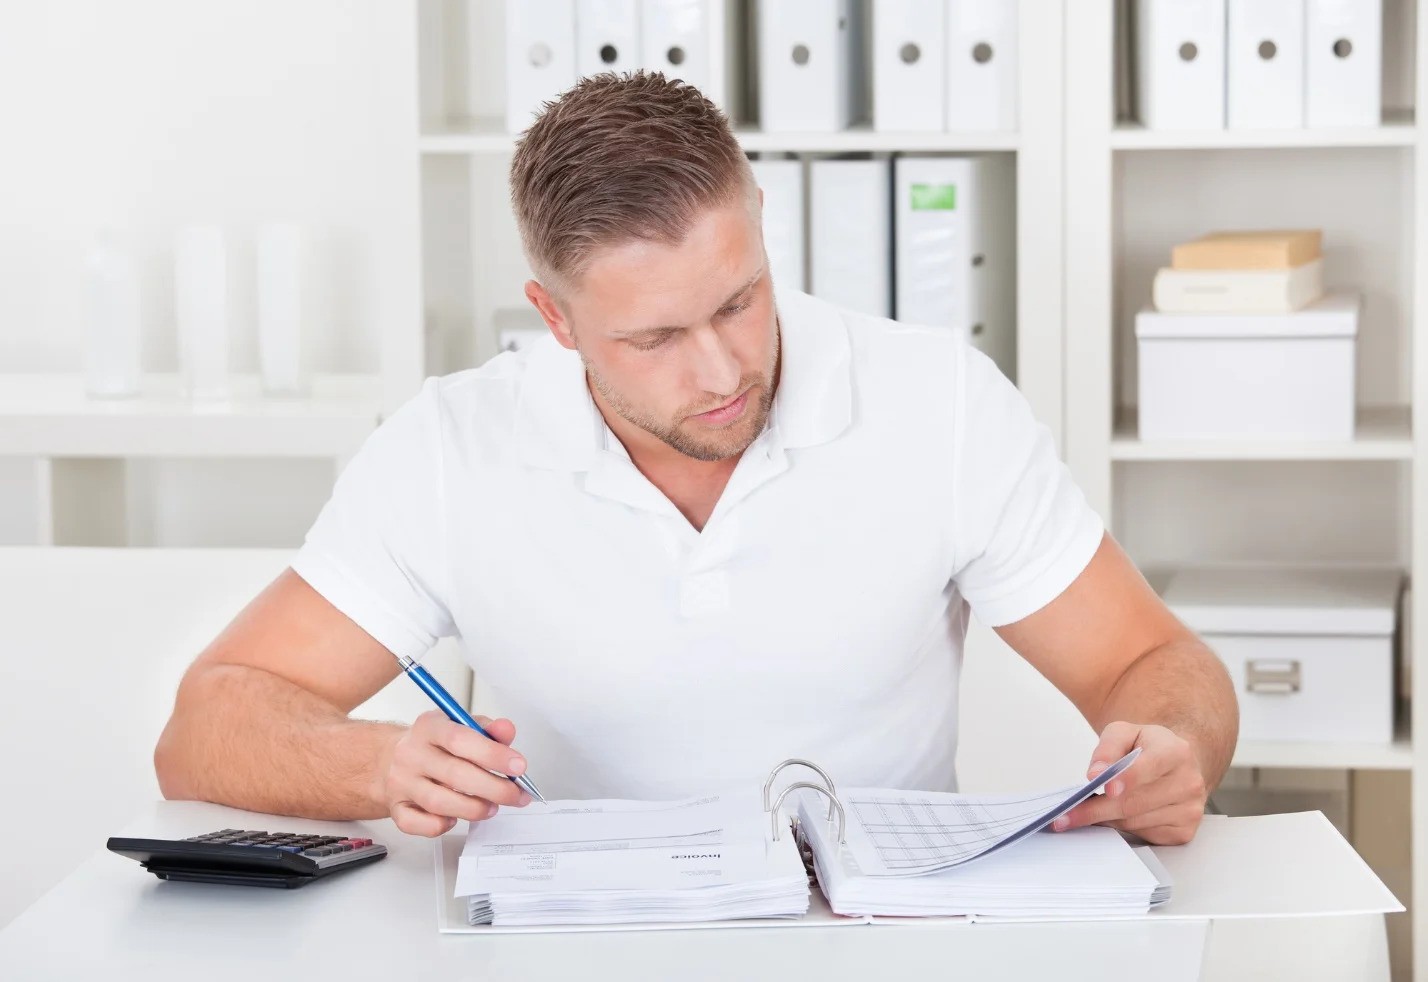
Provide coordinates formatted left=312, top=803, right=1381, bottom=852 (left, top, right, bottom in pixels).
left=291, top=289, right=1103, bottom=800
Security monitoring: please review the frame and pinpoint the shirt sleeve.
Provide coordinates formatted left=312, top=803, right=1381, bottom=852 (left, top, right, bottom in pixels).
left=950, top=344, right=1106, bottom=627
left=289, top=377, right=456, bottom=660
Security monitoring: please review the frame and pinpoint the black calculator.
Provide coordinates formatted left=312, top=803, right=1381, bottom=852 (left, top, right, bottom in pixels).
left=107, top=828, right=388, bottom=889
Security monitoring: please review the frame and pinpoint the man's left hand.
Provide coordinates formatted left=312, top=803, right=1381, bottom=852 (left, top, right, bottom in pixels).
left=1051, top=721, right=1209, bottom=846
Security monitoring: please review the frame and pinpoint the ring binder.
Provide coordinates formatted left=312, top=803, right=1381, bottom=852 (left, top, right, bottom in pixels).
left=769, top=782, right=846, bottom=844
left=762, top=758, right=838, bottom=819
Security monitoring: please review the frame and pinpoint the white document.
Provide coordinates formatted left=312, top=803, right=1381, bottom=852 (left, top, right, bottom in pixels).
left=640, top=0, right=709, bottom=93
left=576, top=0, right=641, bottom=79
left=749, top=158, right=807, bottom=293
left=835, top=748, right=1141, bottom=876
left=1227, top=0, right=1304, bottom=129
left=945, top=0, right=1018, bottom=132
left=453, top=791, right=809, bottom=926
left=757, top=0, right=861, bottom=132
left=893, top=155, right=1016, bottom=379
left=810, top=158, right=892, bottom=318
left=795, top=749, right=1171, bottom=919
left=1305, top=0, right=1383, bottom=128
left=1133, top=0, right=1227, bottom=130
left=872, top=0, right=947, bottom=132
left=506, top=0, right=578, bottom=133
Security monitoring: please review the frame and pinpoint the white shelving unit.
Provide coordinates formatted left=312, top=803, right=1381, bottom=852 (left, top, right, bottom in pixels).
left=0, top=374, right=383, bottom=459
left=1066, top=1, right=1423, bottom=975
left=0, top=5, right=424, bottom=550
left=414, top=0, right=1068, bottom=440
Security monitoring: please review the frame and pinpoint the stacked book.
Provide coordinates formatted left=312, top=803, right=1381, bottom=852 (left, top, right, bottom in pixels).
left=1136, top=228, right=1359, bottom=442
left=1152, top=229, right=1325, bottom=314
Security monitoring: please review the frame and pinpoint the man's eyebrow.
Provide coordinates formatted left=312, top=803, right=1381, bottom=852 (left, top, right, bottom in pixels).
left=614, top=267, right=764, bottom=338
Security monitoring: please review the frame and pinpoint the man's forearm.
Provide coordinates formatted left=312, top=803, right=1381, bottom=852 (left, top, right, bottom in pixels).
left=1095, top=638, right=1240, bottom=790
left=154, top=663, right=404, bottom=820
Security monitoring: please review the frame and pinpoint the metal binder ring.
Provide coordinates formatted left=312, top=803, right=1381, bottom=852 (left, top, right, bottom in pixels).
left=762, top=758, right=838, bottom=820
left=770, top=782, right=846, bottom=844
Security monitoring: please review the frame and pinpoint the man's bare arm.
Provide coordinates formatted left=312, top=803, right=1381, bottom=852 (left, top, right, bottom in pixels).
left=154, top=569, right=530, bottom=833
left=995, top=534, right=1239, bottom=843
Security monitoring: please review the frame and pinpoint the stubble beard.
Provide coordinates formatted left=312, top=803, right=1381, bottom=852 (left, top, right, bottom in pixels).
left=582, top=330, right=780, bottom=462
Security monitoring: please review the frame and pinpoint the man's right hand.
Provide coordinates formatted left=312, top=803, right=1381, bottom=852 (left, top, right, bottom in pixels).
left=378, top=710, right=532, bottom=836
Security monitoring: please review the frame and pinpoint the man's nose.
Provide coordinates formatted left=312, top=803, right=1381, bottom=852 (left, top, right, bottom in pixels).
left=689, top=326, right=741, bottom=396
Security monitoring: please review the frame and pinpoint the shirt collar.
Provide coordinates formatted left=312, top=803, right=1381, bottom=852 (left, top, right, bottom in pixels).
left=513, top=286, right=853, bottom=471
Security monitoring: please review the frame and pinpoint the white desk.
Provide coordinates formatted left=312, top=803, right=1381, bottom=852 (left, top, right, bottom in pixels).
left=0, top=801, right=1399, bottom=982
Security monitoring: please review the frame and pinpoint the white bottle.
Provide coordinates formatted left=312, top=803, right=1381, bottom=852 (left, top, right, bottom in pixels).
left=83, top=233, right=142, bottom=399
left=174, top=225, right=230, bottom=401
left=256, top=223, right=308, bottom=396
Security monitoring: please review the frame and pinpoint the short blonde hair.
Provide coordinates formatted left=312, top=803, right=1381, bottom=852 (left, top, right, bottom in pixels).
left=510, top=71, right=753, bottom=298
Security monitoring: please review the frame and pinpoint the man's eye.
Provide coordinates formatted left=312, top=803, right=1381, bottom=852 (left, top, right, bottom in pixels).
left=630, top=334, right=673, bottom=351
left=720, top=299, right=752, bottom=317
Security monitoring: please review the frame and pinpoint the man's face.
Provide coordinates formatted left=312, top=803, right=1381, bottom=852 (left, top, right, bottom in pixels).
left=538, top=196, right=780, bottom=462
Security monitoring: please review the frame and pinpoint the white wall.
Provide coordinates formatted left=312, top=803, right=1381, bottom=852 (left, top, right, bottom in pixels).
left=0, top=1, right=420, bottom=546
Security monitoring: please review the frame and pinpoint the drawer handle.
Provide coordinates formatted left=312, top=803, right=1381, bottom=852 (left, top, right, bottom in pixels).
left=1246, top=659, right=1301, bottom=695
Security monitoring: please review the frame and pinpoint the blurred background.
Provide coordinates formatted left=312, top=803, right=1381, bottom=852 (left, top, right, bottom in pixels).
left=0, top=0, right=1420, bottom=977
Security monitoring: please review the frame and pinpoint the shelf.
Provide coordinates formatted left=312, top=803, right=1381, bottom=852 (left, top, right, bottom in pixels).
left=1110, top=110, right=1416, bottom=151
left=0, top=374, right=383, bottom=458
left=1232, top=720, right=1413, bottom=772
left=419, top=117, right=1020, bottom=155
left=1111, top=406, right=1412, bottom=462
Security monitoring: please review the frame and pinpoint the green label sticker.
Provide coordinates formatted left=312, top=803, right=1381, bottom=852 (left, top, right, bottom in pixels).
left=910, top=183, right=957, bottom=211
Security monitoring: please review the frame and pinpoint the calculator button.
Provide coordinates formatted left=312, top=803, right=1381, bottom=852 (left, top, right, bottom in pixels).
left=277, top=846, right=304, bottom=853
left=303, top=848, right=332, bottom=857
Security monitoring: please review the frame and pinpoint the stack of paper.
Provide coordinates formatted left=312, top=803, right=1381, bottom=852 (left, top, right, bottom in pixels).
left=452, top=792, right=809, bottom=926
left=796, top=749, right=1172, bottom=919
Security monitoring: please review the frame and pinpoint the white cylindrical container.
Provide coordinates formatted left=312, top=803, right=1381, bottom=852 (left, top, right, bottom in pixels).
left=174, top=225, right=230, bottom=401
left=256, top=223, right=308, bottom=396
left=83, top=232, right=142, bottom=399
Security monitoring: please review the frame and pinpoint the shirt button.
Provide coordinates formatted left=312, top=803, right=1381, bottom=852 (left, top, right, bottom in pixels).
left=679, top=570, right=730, bottom=617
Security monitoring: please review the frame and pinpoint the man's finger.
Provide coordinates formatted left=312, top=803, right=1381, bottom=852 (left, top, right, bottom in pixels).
left=474, top=715, right=517, bottom=746
left=1105, top=804, right=1199, bottom=835
left=1053, top=792, right=1125, bottom=832
left=1086, top=721, right=1143, bottom=780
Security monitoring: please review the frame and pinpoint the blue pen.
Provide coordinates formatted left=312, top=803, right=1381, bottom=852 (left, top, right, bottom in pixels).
left=395, top=653, right=545, bottom=803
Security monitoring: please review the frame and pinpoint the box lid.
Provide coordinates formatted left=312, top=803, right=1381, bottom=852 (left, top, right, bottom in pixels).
left=1161, top=566, right=1402, bottom=636
left=1135, top=291, right=1359, bottom=340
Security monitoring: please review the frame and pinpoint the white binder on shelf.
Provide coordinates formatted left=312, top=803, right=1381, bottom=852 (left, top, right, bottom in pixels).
left=757, top=0, right=861, bottom=133
left=1132, top=0, right=1227, bottom=130
left=810, top=158, right=892, bottom=318
left=1305, top=0, right=1383, bottom=128
left=945, top=0, right=1018, bottom=132
left=576, top=0, right=641, bottom=79
left=894, top=155, right=1016, bottom=380
left=1226, top=0, right=1304, bottom=129
left=749, top=158, right=807, bottom=294
left=506, top=0, right=578, bottom=133
left=872, top=0, right=947, bottom=133
left=641, top=0, right=709, bottom=93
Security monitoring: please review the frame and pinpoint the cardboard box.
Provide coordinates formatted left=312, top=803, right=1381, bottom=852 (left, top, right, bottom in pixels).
left=1164, top=565, right=1404, bottom=745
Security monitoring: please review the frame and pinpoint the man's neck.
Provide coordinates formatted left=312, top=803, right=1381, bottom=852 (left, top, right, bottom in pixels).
left=589, top=385, right=742, bottom=531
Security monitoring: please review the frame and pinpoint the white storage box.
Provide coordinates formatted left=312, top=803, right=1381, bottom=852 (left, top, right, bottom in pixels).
left=1162, top=566, right=1403, bottom=744
left=1135, top=292, right=1358, bottom=442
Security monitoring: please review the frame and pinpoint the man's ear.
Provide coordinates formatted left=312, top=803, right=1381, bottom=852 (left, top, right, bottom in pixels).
left=524, top=280, right=577, bottom=351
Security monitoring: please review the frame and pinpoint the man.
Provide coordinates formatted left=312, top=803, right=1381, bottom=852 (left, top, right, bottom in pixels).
left=155, top=72, right=1237, bottom=846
